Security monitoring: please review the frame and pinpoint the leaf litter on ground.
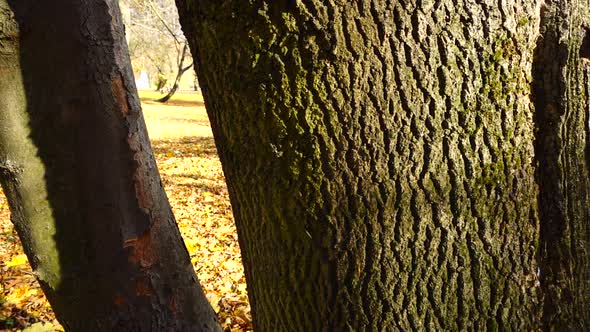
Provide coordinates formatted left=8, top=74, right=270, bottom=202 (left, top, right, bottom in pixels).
left=0, top=91, right=251, bottom=331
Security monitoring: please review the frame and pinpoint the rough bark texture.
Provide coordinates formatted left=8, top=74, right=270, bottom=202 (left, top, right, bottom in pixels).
left=533, top=0, right=590, bottom=329
left=1, top=1, right=219, bottom=330
left=178, top=0, right=546, bottom=330
left=0, top=0, right=61, bottom=296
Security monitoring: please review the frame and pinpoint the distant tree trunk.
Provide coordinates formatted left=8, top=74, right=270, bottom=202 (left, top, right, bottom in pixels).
left=1, top=1, right=219, bottom=330
left=533, top=0, right=590, bottom=329
left=155, top=67, right=168, bottom=91
left=178, top=0, right=588, bottom=330
left=157, top=42, right=192, bottom=103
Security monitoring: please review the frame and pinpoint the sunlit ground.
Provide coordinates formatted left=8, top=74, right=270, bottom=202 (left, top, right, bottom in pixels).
left=0, top=91, right=251, bottom=331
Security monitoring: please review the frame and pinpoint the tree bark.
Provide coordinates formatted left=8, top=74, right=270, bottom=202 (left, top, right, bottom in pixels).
left=1, top=1, right=219, bottom=330
left=533, top=1, right=590, bottom=329
left=177, top=0, right=553, bottom=330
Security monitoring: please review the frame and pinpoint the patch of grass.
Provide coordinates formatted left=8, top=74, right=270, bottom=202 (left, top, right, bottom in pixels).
left=141, top=91, right=212, bottom=140
left=138, top=89, right=205, bottom=105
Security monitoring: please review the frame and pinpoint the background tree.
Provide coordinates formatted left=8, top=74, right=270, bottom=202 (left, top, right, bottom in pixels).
left=177, top=0, right=589, bottom=330
left=123, top=0, right=194, bottom=101
left=1, top=0, right=219, bottom=330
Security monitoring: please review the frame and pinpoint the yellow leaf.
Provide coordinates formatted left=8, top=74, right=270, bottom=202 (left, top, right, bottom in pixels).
left=5, top=254, right=28, bottom=267
left=185, top=239, right=199, bottom=254
left=237, top=283, right=248, bottom=294
left=229, top=272, right=243, bottom=282
left=22, top=322, right=55, bottom=332
left=209, top=245, right=223, bottom=252
left=217, top=225, right=235, bottom=236
left=202, top=191, right=215, bottom=202
left=222, top=260, right=240, bottom=271
left=6, top=285, right=37, bottom=304
left=191, top=257, right=199, bottom=265
left=206, top=293, right=220, bottom=312
left=53, top=321, right=65, bottom=331
left=219, top=282, right=232, bottom=294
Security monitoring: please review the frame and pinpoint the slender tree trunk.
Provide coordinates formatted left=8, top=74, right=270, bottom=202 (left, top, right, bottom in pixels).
left=177, top=0, right=554, bottom=330
left=157, top=42, right=192, bottom=103
left=155, top=67, right=168, bottom=91
left=1, top=1, right=219, bottom=330
left=533, top=1, right=590, bottom=329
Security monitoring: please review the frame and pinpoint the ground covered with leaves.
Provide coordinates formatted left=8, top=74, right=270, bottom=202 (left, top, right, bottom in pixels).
left=0, top=91, right=251, bottom=331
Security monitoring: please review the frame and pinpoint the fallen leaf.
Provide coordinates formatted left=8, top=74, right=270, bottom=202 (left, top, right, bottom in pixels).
left=5, top=254, right=28, bottom=268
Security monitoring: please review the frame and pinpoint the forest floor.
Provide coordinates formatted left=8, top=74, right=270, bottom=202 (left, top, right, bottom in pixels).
left=0, top=91, right=251, bottom=331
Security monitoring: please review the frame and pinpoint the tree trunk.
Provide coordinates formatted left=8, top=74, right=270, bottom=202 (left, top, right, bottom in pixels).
left=533, top=1, right=590, bottom=329
left=1, top=1, right=219, bottom=330
left=155, top=68, right=168, bottom=91
left=177, top=1, right=554, bottom=330
left=157, top=42, right=192, bottom=103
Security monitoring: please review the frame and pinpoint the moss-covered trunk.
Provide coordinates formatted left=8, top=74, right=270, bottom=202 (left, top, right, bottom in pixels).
left=177, top=0, right=556, bottom=330
left=533, top=0, right=590, bottom=329
left=0, top=1, right=219, bottom=330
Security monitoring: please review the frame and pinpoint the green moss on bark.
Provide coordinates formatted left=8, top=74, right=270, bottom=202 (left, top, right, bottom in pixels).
left=0, top=1, right=61, bottom=290
left=178, top=0, right=546, bottom=329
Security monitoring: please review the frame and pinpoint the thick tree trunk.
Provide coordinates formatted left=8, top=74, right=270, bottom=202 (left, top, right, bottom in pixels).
left=533, top=1, right=590, bottom=329
left=1, top=1, right=219, bottom=330
left=177, top=0, right=555, bottom=330
left=0, top=0, right=61, bottom=301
